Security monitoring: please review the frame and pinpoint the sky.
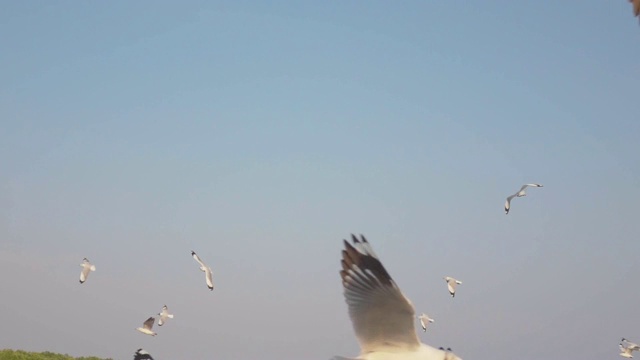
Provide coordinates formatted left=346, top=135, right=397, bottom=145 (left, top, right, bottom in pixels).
left=1, top=1, right=639, bottom=360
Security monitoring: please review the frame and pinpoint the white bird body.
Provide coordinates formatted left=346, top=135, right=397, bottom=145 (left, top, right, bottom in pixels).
left=191, top=251, right=214, bottom=290
left=418, top=313, right=434, bottom=332
left=158, top=305, right=174, bottom=326
left=504, top=183, right=543, bottom=214
left=620, top=343, right=635, bottom=358
left=79, top=258, right=96, bottom=284
left=333, top=235, right=462, bottom=360
left=443, top=277, right=462, bottom=298
left=136, top=317, right=157, bottom=336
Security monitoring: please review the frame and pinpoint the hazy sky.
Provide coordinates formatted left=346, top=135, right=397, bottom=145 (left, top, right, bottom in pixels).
left=1, top=2, right=639, bottom=360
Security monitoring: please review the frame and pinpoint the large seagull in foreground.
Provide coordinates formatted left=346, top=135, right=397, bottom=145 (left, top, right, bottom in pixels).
left=332, top=234, right=463, bottom=360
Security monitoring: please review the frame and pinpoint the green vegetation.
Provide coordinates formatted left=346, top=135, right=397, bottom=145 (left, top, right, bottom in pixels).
left=0, top=349, right=112, bottom=360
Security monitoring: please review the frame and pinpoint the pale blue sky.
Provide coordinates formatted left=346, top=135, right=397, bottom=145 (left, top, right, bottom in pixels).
left=1, top=2, right=639, bottom=360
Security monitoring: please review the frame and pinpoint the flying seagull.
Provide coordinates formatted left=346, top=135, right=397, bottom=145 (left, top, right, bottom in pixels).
left=79, top=258, right=96, bottom=284
left=504, top=183, right=543, bottom=214
left=620, top=343, right=636, bottom=358
left=134, top=349, right=154, bottom=360
left=443, top=276, right=462, bottom=298
left=630, top=0, right=640, bottom=22
left=623, top=338, right=640, bottom=351
left=158, top=305, right=174, bottom=326
left=135, top=317, right=157, bottom=336
left=191, top=250, right=214, bottom=290
left=418, top=313, right=434, bottom=332
left=332, top=234, right=463, bottom=360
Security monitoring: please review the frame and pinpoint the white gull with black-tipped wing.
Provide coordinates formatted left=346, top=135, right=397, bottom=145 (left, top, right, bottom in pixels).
left=504, top=183, right=543, bottom=214
left=134, top=349, right=154, bottom=360
left=158, top=305, right=174, bottom=326
left=191, top=250, right=214, bottom=290
left=443, top=277, right=462, bottom=298
left=135, top=317, right=157, bottom=336
left=79, top=258, right=96, bottom=284
left=332, top=234, right=463, bottom=360
left=418, top=313, right=434, bottom=332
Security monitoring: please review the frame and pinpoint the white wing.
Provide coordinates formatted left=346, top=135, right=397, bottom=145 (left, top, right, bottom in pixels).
left=205, top=266, right=214, bottom=290
left=504, top=194, right=518, bottom=214
left=79, top=259, right=94, bottom=284
left=447, top=281, right=456, bottom=296
left=340, top=234, right=421, bottom=353
left=191, top=251, right=206, bottom=269
left=520, top=183, right=543, bottom=192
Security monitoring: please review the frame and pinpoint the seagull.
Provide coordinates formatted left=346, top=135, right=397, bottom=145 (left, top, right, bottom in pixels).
left=504, top=183, right=543, bottom=214
left=191, top=250, right=214, bottom=290
left=332, top=234, right=463, bottom=360
left=158, top=305, right=174, bottom=326
left=135, top=317, right=157, bottom=336
left=630, top=0, right=640, bottom=22
left=79, top=258, right=96, bottom=284
left=620, top=343, right=636, bottom=358
left=418, top=313, right=434, bottom=332
left=134, top=349, right=154, bottom=360
left=443, top=276, right=462, bottom=298
left=623, top=338, right=640, bottom=351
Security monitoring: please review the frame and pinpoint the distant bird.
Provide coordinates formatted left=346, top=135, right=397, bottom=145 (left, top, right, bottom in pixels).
left=620, top=343, right=636, bottom=358
left=443, top=276, right=462, bottom=298
left=332, top=234, right=463, bottom=360
left=630, top=0, right=640, bottom=22
left=418, top=313, right=434, bottom=332
left=191, top=250, right=214, bottom=290
left=623, top=338, right=640, bottom=351
left=504, top=183, right=543, bottom=214
left=134, top=349, right=154, bottom=360
left=135, top=317, right=157, bottom=336
left=79, top=258, right=96, bottom=284
left=158, top=305, right=174, bottom=326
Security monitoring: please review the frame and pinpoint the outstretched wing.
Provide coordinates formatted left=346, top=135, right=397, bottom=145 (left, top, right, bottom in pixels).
left=79, top=265, right=92, bottom=284
left=340, top=234, right=420, bottom=353
left=134, top=349, right=154, bottom=360
left=505, top=194, right=516, bottom=214
left=143, top=317, right=155, bottom=330
left=447, top=280, right=457, bottom=296
left=205, top=266, right=214, bottom=290
left=191, top=251, right=206, bottom=268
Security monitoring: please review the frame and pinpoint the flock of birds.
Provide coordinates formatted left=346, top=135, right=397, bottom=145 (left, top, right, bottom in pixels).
left=75, top=184, right=551, bottom=360
left=77, top=251, right=215, bottom=360
left=49, top=2, right=640, bottom=360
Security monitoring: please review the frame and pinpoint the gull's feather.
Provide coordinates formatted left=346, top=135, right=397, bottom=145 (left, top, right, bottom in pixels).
left=335, top=235, right=463, bottom=360
left=340, top=235, right=420, bottom=352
